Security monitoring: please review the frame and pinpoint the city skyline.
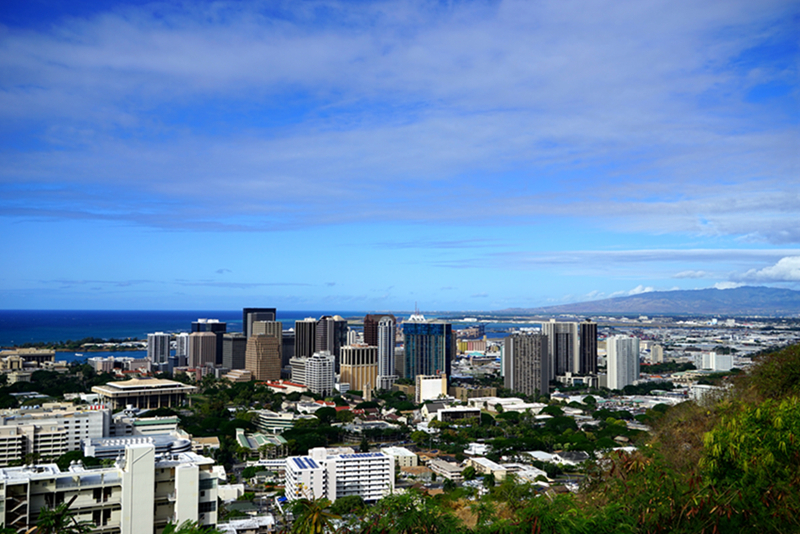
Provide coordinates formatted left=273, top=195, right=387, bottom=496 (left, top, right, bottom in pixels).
left=1, top=1, right=797, bottom=311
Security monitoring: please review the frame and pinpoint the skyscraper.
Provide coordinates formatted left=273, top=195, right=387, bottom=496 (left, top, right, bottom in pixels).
left=364, top=314, right=396, bottom=346
left=607, top=335, right=640, bottom=390
left=245, top=322, right=282, bottom=381
left=188, top=331, right=217, bottom=369
left=306, top=351, right=335, bottom=396
left=222, top=333, right=247, bottom=370
left=243, top=307, right=277, bottom=338
left=402, top=315, right=454, bottom=379
left=340, top=345, right=378, bottom=393
left=295, top=318, right=317, bottom=359
left=541, top=320, right=578, bottom=378
left=316, top=315, right=348, bottom=367
left=578, top=319, right=598, bottom=375
left=147, top=332, right=170, bottom=365
left=504, top=333, right=549, bottom=397
left=191, top=319, right=227, bottom=365
left=376, top=315, right=397, bottom=390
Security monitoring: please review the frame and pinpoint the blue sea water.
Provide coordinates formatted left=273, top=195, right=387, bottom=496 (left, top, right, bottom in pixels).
left=0, top=310, right=543, bottom=351
left=0, top=310, right=369, bottom=348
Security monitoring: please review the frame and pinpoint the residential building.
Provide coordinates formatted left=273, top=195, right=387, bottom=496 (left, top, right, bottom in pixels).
left=0, top=444, right=218, bottom=534
left=650, top=344, right=665, bottom=364
left=541, top=320, right=578, bottom=378
left=0, top=403, right=111, bottom=466
left=305, top=351, right=335, bottom=397
left=340, top=345, right=378, bottom=393
left=289, top=357, right=307, bottom=386
left=316, top=316, right=348, bottom=370
left=504, top=333, right=549, bottom=397
left=402, top=315, right=454, bottom=379
left=242, top=307, right=277, bottom=339
left=92, top=378, right=197, bottom=411
left=466, top=457, right=508, bottom=481
left=379, top=447, right=417, bottom=468
left=175, top=333, right=190, bottom=360
left=607, top=335, right=640, bottom=390
left=427, top=460, right=464, bottom=482
left=375, top=315, right=398, bottom=390
left=147, top=333, right=171, bottom=365
left=578, top=319, right=598, bottom=375
left=285, top=447, right=393, bottom=503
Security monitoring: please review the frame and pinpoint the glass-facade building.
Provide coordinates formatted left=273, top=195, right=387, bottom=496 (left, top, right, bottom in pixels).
left=403, top=322, right=454, bottom=379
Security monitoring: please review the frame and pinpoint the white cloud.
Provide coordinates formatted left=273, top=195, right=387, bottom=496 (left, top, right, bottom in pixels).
left=714, top=281, right=745, bottom=289
left=738, top=256, right=800, bottom=282
left=627, top=285, right=655, bottom=295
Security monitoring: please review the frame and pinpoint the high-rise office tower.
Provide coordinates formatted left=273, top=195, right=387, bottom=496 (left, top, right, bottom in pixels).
left=243, top=307, right=277, bottom=338
left=364, top=314, right=397, bottom=346
left=402, top=315, right=454, bottom=379
left=541, top=320, right=579, bottom=378
left=607, top=335, right=640, bottom=390
left=191, top=319, right=227, bottom=365
left=282, top=330, right=296, bottom=369
left=222, top=333, right=247, bottom=370
left=578, top=319, right=598, bottom=375
left=316, top=316, right=348, bottom=366
left=376, top=315, right=398, bottom=390
left=147, top=332, right=170, bottom=365
left=295, top=318, right=317, bottom=359
left=340, top=345, right=378, bottom=393
left=245, top=322, right=282, bottom=381
left=306, top=351, right=335, bottom=397
left=504, top=333, right=549, bottom=397
left=188, top=331, right=217, bottom=368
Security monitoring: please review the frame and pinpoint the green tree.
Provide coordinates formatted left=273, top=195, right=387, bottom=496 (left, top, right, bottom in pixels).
left=163, top=520, right=223, bottom=534
left=289, top=498, right=340, bottom=534
left=31, top=500, right=93, bottom=534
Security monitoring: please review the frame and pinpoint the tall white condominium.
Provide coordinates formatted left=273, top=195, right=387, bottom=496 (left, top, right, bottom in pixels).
left=175, top=333, right=190, bottom=358
left=306, top=351, right=336, bottom=396
left=504, top=333, right=549, bottom=396
left=607, top=335, right=640, bottom=390
left=541, top=320, right=579, bottom=379
left=376, top=316, right=398, bottom=390
left=147, top=332, right=171, bottom=365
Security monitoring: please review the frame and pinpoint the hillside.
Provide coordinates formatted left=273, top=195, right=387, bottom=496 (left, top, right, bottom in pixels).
left=505, top=286, right=800, bottom=315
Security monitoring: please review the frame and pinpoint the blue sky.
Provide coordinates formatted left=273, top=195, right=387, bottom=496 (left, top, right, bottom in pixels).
left=1, top=0, right=798, bottom=311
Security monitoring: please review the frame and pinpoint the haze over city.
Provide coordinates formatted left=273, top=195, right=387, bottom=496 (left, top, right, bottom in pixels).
left=1, top=0, right=797, bottom=311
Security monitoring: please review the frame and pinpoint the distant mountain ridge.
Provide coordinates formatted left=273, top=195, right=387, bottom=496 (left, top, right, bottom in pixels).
left=505, top=286, right=800, bottom=316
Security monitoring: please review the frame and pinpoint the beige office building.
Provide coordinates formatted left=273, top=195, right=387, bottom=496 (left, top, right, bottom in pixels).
left=339, top=345, right=378, bottom=393
left=188, top=331, right=217, bottom=368
left=245, top=322, right=282, bottom=381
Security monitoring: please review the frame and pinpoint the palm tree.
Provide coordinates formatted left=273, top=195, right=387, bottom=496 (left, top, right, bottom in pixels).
left=31, top=497, right=93, bottom=534
left=288, top=498, right=340, bottom=534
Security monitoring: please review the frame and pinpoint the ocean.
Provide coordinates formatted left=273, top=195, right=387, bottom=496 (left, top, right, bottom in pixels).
left=0, top=310, right=371, bottom=348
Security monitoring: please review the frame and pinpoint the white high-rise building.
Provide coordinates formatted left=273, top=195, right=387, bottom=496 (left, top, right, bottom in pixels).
left=376, top=316, right=397, bottom=390
left=147, top=332, right=171, bottom=365
left=175, top=333, right=190, bottom=359
left=306, top=351, right=335, bottom=397
left=286, top=447, right=394, bottom=503
left=607, top=335, right=640, bottom=390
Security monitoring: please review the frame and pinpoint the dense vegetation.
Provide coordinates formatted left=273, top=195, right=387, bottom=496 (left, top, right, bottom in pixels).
left=286, top=344, right=800, bottom=534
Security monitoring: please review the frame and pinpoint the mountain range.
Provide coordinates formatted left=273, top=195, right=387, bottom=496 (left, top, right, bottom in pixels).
left=503, top=286, right=800, bottom=316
